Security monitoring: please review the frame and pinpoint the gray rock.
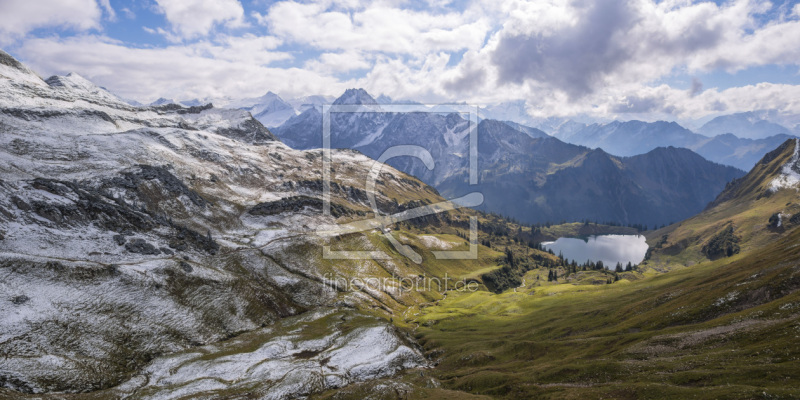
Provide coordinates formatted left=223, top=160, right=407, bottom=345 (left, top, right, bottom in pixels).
left=125, top=239, right=161, bottom=255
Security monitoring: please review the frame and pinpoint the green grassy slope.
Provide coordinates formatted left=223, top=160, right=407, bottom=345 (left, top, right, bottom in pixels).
left=645, top=139, right=800, bottom=270
left=310, top=139, right=800, bottom=399
left=408, top=222, right=800, bottom=398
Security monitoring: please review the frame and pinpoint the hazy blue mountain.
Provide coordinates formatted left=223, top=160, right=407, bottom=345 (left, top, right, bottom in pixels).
left=698, top=111, right=793, bottom=139
left=691, top=133, right=797, bottom=171
left=547, top=118, right=796, bottom=171
left=552, top=120, right=706, bottom=156
left=149, top=97, right=176, bottom=106
left=271, top=106, right=323, bottom=149
left=439, top=124, right=745, bottom=226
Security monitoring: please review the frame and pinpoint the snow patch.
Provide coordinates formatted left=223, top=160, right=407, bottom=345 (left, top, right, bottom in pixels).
left=114, top=313, right=425, bottom=400
left=418, top=235, right=457, bottom=250
left=769, top=138, right=800, bottom=192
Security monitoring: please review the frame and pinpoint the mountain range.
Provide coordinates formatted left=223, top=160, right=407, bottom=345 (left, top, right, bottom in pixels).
left=697, top=110, right=800, bottom=139
left=146, top=87, right=791, bottom=175
left=220, top=88, right=797, bottom=171
left=549, top=118, right=797, bottom=170
left=271, top=89, right=744, bottom=226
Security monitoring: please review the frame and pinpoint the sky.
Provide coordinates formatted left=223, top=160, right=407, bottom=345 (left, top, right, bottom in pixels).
left=1, top=0, right=800, bottom=123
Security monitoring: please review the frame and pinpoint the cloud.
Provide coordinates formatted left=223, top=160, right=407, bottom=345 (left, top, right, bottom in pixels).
left=488, top=0, right=734, bottom=98
left=153, top=0, right=246, bottom=40
left=261, top=1, right=489, bottom=56
left=0, top=0, right=102, bottom=44
left=493, top=0, right=635, bottom=98
left=15, top=35, right=330, bottom=102
left=610, top=94, right=667, bottom=114
left=443, top=66, right=487, bottom=93
left=305, top=51, right=372, bottom=73
left=689, top=77, right=703, bottom=97
left=98, top=0, right=116, bottom=21
left=121, top=8, right=136, bottom=20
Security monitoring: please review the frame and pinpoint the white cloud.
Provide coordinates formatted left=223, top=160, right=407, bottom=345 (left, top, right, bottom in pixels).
left=15, top=35, right=331, bottom=102
left=305, top=51, right=372, bottom=73
left=98, top=0, right=116, bottom=21
left=484, top=0, right=752, bottom=98
left=121, top=8, right=136, bottom=20
left=0, top=0, right=102, bottom=44
left=263, top=1, right=489, bottom=56
left=154, top=0, right=246, bottom=40
left=403, top=0, right=800, bottom=118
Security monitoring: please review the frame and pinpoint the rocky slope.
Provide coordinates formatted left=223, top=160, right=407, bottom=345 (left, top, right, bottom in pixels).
left=0, top=50, right=482, bottom=398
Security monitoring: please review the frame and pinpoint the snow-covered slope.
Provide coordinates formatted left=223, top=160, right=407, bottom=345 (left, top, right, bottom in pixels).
left=0, top=50, right=434, bottom=396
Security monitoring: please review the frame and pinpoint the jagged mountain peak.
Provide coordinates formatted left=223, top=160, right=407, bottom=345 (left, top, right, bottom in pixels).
left=150, top=97, right=176, bottom=106
left=251, top=91, right=284, bottom=103
left=0, top=49, right=26, bottom=70
left=1, top=52, right=132, bottom=107
left=333, top=88, right=378, bottom=105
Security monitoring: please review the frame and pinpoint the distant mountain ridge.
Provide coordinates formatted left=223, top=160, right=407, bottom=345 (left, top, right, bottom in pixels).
left=110, top=84, right=799, bottom=172
left=439, top=127, right=744, bottom=226
left=698, top=111, right=797, bottom=139
left=549, top=118, right=797, bottom=171
left=271, top=89, right=745, bottom=226
left=552, top=120, right=706, bottom=156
